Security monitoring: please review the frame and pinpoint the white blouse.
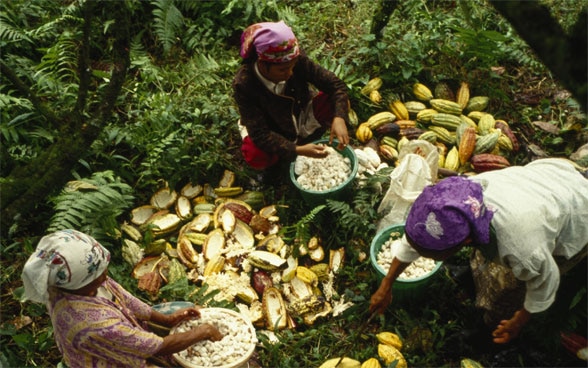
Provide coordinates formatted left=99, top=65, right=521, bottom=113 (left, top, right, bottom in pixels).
left=395, top=158, right=588, bottom=313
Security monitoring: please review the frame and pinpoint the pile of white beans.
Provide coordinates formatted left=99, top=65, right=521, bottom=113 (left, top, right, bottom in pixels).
left=376, top=237, right=437, bottom=279
left=294, top=146, right=352, bottom=191
left=173, top=308, right=257, bottom=367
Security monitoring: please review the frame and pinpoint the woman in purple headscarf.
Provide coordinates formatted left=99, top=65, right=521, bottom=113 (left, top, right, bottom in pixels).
left=232, top=21, right=350, bottom=171
left=21, top=229, right=222, bottom=367
left=369, top=158, right=588, bottom=344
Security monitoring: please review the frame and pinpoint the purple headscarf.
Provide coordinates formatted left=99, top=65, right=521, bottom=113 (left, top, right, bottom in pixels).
left=240, top=21, right=300, bottom=63
left=405, top=176, right=495, bottom=251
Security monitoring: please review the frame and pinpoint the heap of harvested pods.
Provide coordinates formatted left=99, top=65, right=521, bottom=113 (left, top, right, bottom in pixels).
left=377, top=237, right=437, bottom=279
left=172, top=308, right=257, bottom=367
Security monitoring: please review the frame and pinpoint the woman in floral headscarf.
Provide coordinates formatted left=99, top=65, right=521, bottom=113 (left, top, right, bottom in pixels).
left=21, top=229, right=222, bottom=367
left=233, top=21, right=350, bottom=171
left=369, top=158, right=588, bottom=344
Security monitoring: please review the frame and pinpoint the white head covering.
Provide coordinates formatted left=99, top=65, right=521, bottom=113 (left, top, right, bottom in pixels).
left=21, top=229, right=110, bottom=304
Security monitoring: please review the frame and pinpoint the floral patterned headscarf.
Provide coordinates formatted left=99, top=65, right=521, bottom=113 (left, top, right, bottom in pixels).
left=240, top=21, right=300, bottom=63
left=405, top=176, right=495, bottom=251
left=21, top=229, right=110, bottom=304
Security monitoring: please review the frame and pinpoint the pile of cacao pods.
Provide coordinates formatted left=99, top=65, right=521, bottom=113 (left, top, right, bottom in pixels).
left=354, top=78, right=519, bottom=176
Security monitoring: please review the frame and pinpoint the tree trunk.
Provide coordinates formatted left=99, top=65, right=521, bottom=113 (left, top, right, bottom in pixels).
left=369, top=0, right=400, bottom=45
left=489, top=0, right=587, bottom=113
left=0, top=1, right=131, bottom=237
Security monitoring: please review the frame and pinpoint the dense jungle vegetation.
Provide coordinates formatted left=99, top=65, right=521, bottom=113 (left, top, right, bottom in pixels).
left=1, top=0, right=587, bottom=367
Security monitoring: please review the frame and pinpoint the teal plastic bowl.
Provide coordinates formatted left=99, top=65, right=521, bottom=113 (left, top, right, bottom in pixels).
left=370, top=223, right=442, bottom=303
left=289, top=139, right=358, bottom=207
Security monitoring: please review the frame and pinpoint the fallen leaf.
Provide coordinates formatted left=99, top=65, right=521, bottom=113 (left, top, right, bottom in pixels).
left=532, top=121, right=560, bottom=134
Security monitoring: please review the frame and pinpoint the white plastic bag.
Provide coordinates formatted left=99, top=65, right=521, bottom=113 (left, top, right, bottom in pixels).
left=376, top=140, right=438, bottom=232
left=397, top=139, right=439, bottom=179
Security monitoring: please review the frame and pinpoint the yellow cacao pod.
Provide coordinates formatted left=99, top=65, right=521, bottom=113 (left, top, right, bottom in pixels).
left=360, top=357, right=382, bottom=368
left=361, top=77, right=383, bottom=95
left=416, top=108, right=438, bottom=124
left=378, top=344, right=407, bottom=368
left=413, top=82, right=434, bottom=101
left=319, top=357, right=362, bottom=368
left=459, top=115, right=478, bottom=130
left=497, top=133, right=514, bottom=152
left=456, top=82, right=470, bottom=109
left=428, top=125, right=456, bottom=146
left=366, top=111, right=396, bottom=129
left=477, top=113, right=496, bottom=136
left=369, top=90, right=382, bottom=104
left=431, top=113, right=462, bottom=131
left=348, top=108, right=359, bottom=128
left=389, top=100, right=410, bottom=121
left=430, top=98, right=463, bottom=115
left=379, top=144, right=399, bottom=162
left=467, top=110, right=486, bottom=122
left=376, top=331, right=403, bottom=350
left=356, top=123, right=373, bottom=143
left=444, top=146, right=460, bottom=171
left=397, top=136, right=409, bottom=152
left=438, top=151, right=446, bottom=168
left=466, top=96, right=489, bottom=112
left=404, top=100, right=427, bottom=117
left=460, top=358, right=485, bottom=368
left=418, top=131, right=438, bottom=144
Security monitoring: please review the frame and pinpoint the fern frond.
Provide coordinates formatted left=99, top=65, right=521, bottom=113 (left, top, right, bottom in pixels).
left=29, top=14, right=83, bottom=40
left=48, top=171, right=134, bottom=239
left=0, top=12, right=32, bottom=44
left=151, top=0, right=184, bottom=55
left=279, top=204, right=326, bottom=245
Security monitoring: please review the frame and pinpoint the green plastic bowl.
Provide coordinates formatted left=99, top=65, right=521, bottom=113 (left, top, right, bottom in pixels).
left=290, top=139, right=358, bottom=207
left=370, top=223, right=442, bottom=303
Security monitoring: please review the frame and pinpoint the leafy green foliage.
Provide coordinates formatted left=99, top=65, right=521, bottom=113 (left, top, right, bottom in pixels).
left=48, top=171, right=134, bottom=244
left=1, top=0, right=586, bottom=367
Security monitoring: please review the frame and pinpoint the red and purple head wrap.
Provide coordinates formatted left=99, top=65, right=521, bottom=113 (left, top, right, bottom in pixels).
left=240, top=21, right=300, bottom=63
left=405, top=176, right=495, bottom=251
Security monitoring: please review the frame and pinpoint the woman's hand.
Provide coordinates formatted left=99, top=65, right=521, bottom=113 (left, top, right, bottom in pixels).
left=166, top=307, right=201, bottom=327
left=369, top=280, right=393, bottom=315
left=296, top=143, right=328, bottom=158
left=156, top=322, right=223, bottom=356
left=492, top=309, right=531, bottom=344
left=329, top=117, right=349, bottom=150
left=197, top=323, right=223, bottom=342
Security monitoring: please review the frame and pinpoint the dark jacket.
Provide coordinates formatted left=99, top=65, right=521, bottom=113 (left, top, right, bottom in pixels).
left=232, top=53, right=349, bottom=162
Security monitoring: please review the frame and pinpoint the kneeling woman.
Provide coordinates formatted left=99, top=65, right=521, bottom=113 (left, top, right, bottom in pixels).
left=21, top=229, right=222, bottom=367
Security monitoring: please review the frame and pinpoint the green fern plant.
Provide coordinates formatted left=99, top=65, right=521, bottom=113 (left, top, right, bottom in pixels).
left=47, top=170, right=134, bottom=244
left=151, top=0, right=184, bottom=55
